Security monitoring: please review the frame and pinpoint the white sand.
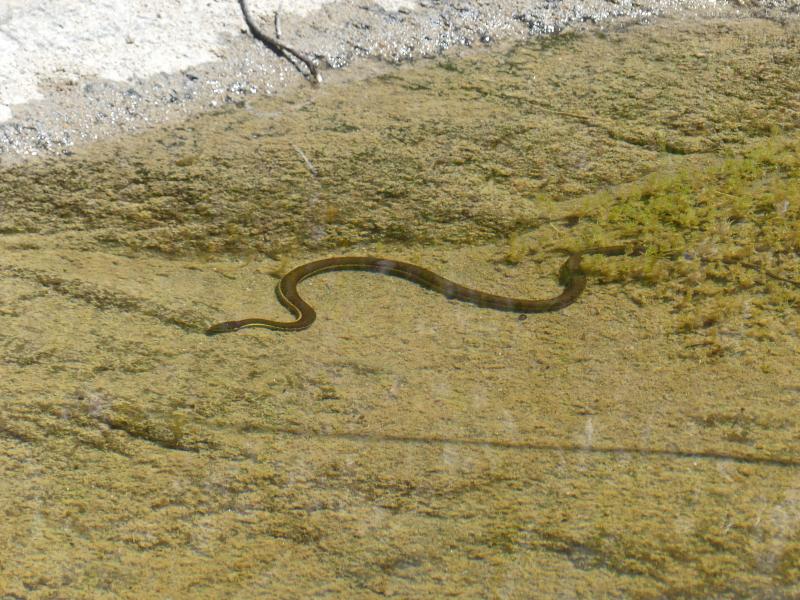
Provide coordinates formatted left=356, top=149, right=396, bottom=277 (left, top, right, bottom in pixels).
left=0, top=0, right=341, bottom=122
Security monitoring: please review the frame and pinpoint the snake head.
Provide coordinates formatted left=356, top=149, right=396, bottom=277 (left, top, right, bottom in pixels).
left=205, top=321, right=242, bottom=336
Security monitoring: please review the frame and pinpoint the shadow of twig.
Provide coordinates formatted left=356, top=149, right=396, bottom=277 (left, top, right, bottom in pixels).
left=263, top=426, right=800, bottom=468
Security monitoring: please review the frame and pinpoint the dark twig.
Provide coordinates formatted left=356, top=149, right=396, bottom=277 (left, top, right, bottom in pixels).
left=716, top=256, right=800, bottom=288
left=237, top=0, right=321, bottom=84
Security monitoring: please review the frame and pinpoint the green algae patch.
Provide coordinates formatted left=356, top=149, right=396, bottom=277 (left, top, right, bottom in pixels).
left=492, top=130, right=800, bottom=341
left=571, top=134, right=800, bottom=340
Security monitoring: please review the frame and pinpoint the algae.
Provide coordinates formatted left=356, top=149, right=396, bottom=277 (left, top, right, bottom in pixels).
left=1, top=15, right=800, bottom=600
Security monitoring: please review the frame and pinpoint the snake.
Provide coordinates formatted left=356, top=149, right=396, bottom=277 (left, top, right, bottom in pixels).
left=205, top=244, right=643, bottom=335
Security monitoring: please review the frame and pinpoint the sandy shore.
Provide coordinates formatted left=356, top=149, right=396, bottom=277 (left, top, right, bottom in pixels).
left=3, top=0, right=796, bottom=163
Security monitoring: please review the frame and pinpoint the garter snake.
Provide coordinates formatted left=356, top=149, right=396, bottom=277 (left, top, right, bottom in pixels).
left=205, top=244, right=643, bottom=335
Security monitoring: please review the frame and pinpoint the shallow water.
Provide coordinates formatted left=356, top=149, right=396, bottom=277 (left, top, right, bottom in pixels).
left=1, top=15, right=799, bottom=598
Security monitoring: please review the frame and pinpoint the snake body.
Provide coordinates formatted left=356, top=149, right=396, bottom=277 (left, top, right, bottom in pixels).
left=205, top=245, right=642, bottom=335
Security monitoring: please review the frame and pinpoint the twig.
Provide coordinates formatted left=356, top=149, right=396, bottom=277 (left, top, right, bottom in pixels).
left=746, top=263, right=800, bottom=287
left=764, top=270, right=800, bottom=286
left=291, top=144, right=318, bottom=176
left=238, top=0, right=321, bottom=84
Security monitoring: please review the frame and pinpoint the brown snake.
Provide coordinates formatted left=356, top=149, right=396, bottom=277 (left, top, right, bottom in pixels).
left=205, top=244, right=643, bottom=335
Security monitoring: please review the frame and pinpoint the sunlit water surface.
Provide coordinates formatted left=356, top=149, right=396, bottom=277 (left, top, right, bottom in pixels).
left=1, top=15, right=799, bottom=598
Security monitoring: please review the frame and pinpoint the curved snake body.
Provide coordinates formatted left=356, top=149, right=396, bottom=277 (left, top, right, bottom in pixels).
left=206, top=245, right=642, bottom=335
